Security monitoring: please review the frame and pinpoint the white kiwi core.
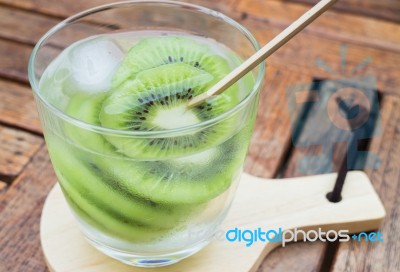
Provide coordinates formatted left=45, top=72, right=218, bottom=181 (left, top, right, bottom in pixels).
left=152, top=105, right=200, bottom=129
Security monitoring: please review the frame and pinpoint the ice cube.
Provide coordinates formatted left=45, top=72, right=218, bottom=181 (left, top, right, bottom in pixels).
left=65, top=37, right=124, bottom=94
left=39, top=53, right=70, bottom=109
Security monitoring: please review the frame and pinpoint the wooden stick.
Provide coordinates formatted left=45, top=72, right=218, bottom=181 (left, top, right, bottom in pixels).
left=188, top=0, right=338, bottom=108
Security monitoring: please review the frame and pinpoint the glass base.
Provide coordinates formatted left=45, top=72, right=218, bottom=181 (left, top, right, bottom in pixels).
left=85, top=235, right=210, bottom=268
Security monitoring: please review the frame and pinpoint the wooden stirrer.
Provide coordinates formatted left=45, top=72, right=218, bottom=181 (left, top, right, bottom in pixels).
left=188, top=0, right=338, bottom=108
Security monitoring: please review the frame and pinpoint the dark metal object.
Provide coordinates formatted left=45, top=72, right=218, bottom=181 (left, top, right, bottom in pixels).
left=327, top=97, right=368, bottom=202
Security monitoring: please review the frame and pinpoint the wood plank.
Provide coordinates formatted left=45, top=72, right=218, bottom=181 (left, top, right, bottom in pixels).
left=331, top=95, right=400, bottom=272
left=0, top=0, right=238, bottom=19
left=0, top=181, right=6, bottom=192
left=0, top=2, right=240, bottom=50
left=0, top=125, right=43, bottom=182
left=245, top=65, right=310, bottom=178
left=282, top=140, right=366, bottom=178
left=0, top=0, right=117, bottom=18
left=0, top=38, right=61, bottom=83
left=237, top=0, right=400, bottom=53
left=257, top=242, right=325, bottom=272
left=0, top=2, right=242, bottom=83
left=287, top=0, right=400, bottom=23
left=0, top=145, right=52, bottom=272
left=0, top=6, right=59, bottom=45
left=0, top=39, right=32, bottom=82
left=0, top=6, right=107, bottom=47
left=239, top=18, right=400, bottom=93
left=0, top=79, right=41, bottom=133
left=183, top=0, right=240, bottom=12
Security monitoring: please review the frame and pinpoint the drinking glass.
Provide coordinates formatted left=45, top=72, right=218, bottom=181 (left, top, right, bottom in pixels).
left=29, top=0, right=265, bottom=267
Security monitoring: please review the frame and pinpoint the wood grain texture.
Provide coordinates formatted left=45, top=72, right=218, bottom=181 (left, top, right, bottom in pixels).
left=287, top=0, right=400, bottom=23
left=331, top=96, right=400, bottom=272
left=0, top=0, right=239, bottom=18
left=237, top=0, right=400, bottom=53
left=0, top=2, right=240, bottom=84
left=0, top=39, right=32, bottom=82
left=0, top=2, right=239, bottom=52
left=239, top=18, right=400, bottom=93
left=0, top=125, right=43, bottom=182
left=262, top=167, right=328, bottom=271
left=0, top=38, right=61, bottom=83
left=0, top=181, right=6, bottom=192
left=245, top=65, right=310, bottom=178
left=183, top=0, right=240, bottom=13
left=0, top=6, right=58, bottom=45
left=257, top=241, right=326, bottom=272
left=0, top=79, right=41, bottom=133
left=0, top=0, right=118, bottom=18
left=0, top=145, right=54, bottom=272
left=0, top=6, right=107, bottom=48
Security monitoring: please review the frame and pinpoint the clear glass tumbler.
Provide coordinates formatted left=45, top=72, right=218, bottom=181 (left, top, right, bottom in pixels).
left=29, top=0, right=264, bottom=267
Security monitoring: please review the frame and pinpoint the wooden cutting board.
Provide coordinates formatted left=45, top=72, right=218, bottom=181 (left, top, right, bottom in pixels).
left=40, top=171, right=385, bottom=272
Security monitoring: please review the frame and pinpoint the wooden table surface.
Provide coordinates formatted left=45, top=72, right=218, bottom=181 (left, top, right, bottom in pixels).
left=0, top=0, right=399, bottom=271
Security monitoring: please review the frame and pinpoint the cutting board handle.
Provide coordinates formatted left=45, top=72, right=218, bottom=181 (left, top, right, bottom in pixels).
left=236, top=171, right=386, bottom=271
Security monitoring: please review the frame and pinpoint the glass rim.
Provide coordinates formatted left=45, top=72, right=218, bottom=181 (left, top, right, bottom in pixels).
left=28, top=0, right=265, bottom=137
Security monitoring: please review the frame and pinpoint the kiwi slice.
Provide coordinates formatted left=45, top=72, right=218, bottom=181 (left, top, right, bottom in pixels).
left=64, top=93, right=114, bottom=155
left=58, top=172, right=171, bottom=242
left=47, top=134, right=195, bottom=230
left=101, top=132, right=248, bottom=204
left=64, top=93, right=245, bottom=204
left=100, top=62, right=237, bottom=159
left=61, top=95, right=201, bottom=226
left=59, top=36, right=248, bottom=206
left=111, top=36, right=237, bottom=92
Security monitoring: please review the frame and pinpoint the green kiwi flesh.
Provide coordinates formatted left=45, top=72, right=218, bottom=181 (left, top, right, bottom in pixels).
left=50, top=35, right=251, bottom=242
left=64, top=93, right=245, bottom=204
left=100, top=62, right=237, bottom=159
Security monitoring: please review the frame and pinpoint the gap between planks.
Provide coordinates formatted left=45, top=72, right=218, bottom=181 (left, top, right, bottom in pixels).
left=0, top=125, right=43, bottom=183
left=235, top=0, right=400, bottom=54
